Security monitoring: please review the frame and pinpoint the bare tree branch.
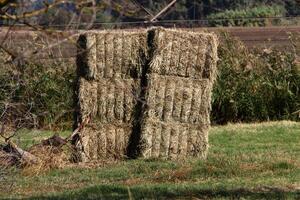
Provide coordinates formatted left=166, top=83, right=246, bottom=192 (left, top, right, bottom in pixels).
left=150, top=0, right=177, bottom=22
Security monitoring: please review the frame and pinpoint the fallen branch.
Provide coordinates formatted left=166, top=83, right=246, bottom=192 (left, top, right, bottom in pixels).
left=0, top=125, right=38, bottom=165
left=0, top=115, right=91, bottom=168
left=6, top=140, right=38, bottom=165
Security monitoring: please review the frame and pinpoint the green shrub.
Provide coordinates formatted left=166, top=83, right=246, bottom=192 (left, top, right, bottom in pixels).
left=0, top=57, right=75, bottom=130
left=207, top=5, right=286, bottom=27
left=212, top=32, right=300, bottom=124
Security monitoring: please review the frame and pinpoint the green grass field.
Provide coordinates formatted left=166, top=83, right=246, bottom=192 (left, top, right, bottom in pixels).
left=0, top=121, right=299, bottom=199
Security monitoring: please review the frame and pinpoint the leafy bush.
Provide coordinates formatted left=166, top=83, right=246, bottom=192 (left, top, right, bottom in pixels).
left=0, top=57, right=75, bottom=130
left=212, top=32, right=300, bottom=124
left=207, top=5, right=286, bottom=27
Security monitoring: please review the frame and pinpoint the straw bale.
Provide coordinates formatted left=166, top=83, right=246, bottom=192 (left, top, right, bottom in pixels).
left=77, top=77, right=140, bottom=124
left=77, top=33, right=97, bottom=79
left=140, top=121, right=209, bottom=159
left=76, top=29, right=147, bottom=161
left=97, top=78, right=139, bottom=123
left=78, top=78, right=98, bottom=121
left=169, top=126, right=179, bottom=160
left=140, top=75, right=212, bottom=159
left=96, top=33, right=105, bottom=78
left=97, top=81, right=107, bottom=122
left=104, top=33, right=114, bottom=78
left=172, top=79, right=183, bottom=121
left=144, top=76, right=210, bottom=123
left=149, top=28, right=218, bottom=80
left=180, top=80, right=193, bottom=123
left=141, top=28, right=218, bottom=159
left=77, top=30, right=148, bottom=80
left=76, top=28, right=218, bottom=161
left=159, top=124, right=171, bottom=158
left=162, top=79, right=176, bottom=122
left=106, top=83, right=116, bottom=122
left=77, top=78, right=139, bottom=161
left=79, top=123, right=132, bottom=161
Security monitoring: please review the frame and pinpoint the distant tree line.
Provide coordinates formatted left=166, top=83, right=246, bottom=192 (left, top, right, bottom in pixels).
left=127, top=0, right=300, bottom=23
left=1, top=0, right=300, bottom=27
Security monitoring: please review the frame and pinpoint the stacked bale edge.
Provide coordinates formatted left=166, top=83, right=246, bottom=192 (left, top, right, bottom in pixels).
left=75, top=30, right=148, bottom=161
left=140, top=28, right=219, bottom=159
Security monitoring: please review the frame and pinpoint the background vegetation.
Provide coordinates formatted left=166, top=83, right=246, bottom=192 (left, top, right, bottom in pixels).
left=0, top=58, right=75, bottom=130
left=212, top=33, right=300, bottom=124
left=1, top=0, right=300, bottom=26
left=124, top=0, right=300, bottom=23
left=0, top=33, right=299, bottom=129
left=207, top=5, right=286, bottom=27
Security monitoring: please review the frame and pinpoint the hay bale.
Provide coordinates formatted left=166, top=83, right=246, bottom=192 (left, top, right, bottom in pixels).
left=79, top=123, right=132, bottom=161
left=76, top=27, right=218, bottom=161
left=77, top=30, right=148, bottom=80
left=76, top=78, right=140, bottom=161
left=140, top=28, right=218, bottom=159
left=77, top=33, right=97, bottom=80
left=140, top=77, right=211, bottom=159
left=148, top=27, right=218, bottom=81
left=75, top=30, right=147, bottom=161
left=141, top=121, right=209, bottom=159
left=78, top=78, right=98, bottom=121
left=143, top=76, right=211, bottom=123
left=95, top=78, right=139, bottom=122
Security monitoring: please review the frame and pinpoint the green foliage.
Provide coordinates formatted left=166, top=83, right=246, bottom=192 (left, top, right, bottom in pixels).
left=285, top=0, right=300, bottom=16
left=212, top=32, right=300, bottom=124
left=131, top=0, right=300, bottom=24
left=87, top=0, right=300, bottom=25
left=2, top=0, right=300, bottom=26
left=207, top=5, right=286, bottom=27
left=0, top=59, right=75, bottom=129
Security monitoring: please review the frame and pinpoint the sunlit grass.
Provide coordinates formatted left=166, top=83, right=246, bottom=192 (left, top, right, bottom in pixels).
left=0, top=121, right=299, bottom=199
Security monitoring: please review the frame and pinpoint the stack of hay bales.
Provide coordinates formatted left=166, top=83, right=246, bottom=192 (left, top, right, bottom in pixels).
left=140, top=28, right=218, bottom=159
left=75, top=30, right=148, bottom=161
left=75, top=28, right=218, bottom=161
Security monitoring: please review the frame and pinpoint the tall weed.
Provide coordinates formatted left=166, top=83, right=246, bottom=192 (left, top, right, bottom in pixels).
left=212, top=32, right=300, bottom=124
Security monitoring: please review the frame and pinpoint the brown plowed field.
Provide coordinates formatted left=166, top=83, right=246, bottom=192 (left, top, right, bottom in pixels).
left=205, top=26, right=300, bottom=49
left=0, top=26, right=299, bottom=60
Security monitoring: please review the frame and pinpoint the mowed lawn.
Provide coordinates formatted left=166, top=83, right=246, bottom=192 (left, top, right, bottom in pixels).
left=0, top=121, right=299, bottom=199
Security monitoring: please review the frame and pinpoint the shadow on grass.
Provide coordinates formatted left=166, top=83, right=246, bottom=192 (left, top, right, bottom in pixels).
left=24, top=184, right=299, bottom=200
